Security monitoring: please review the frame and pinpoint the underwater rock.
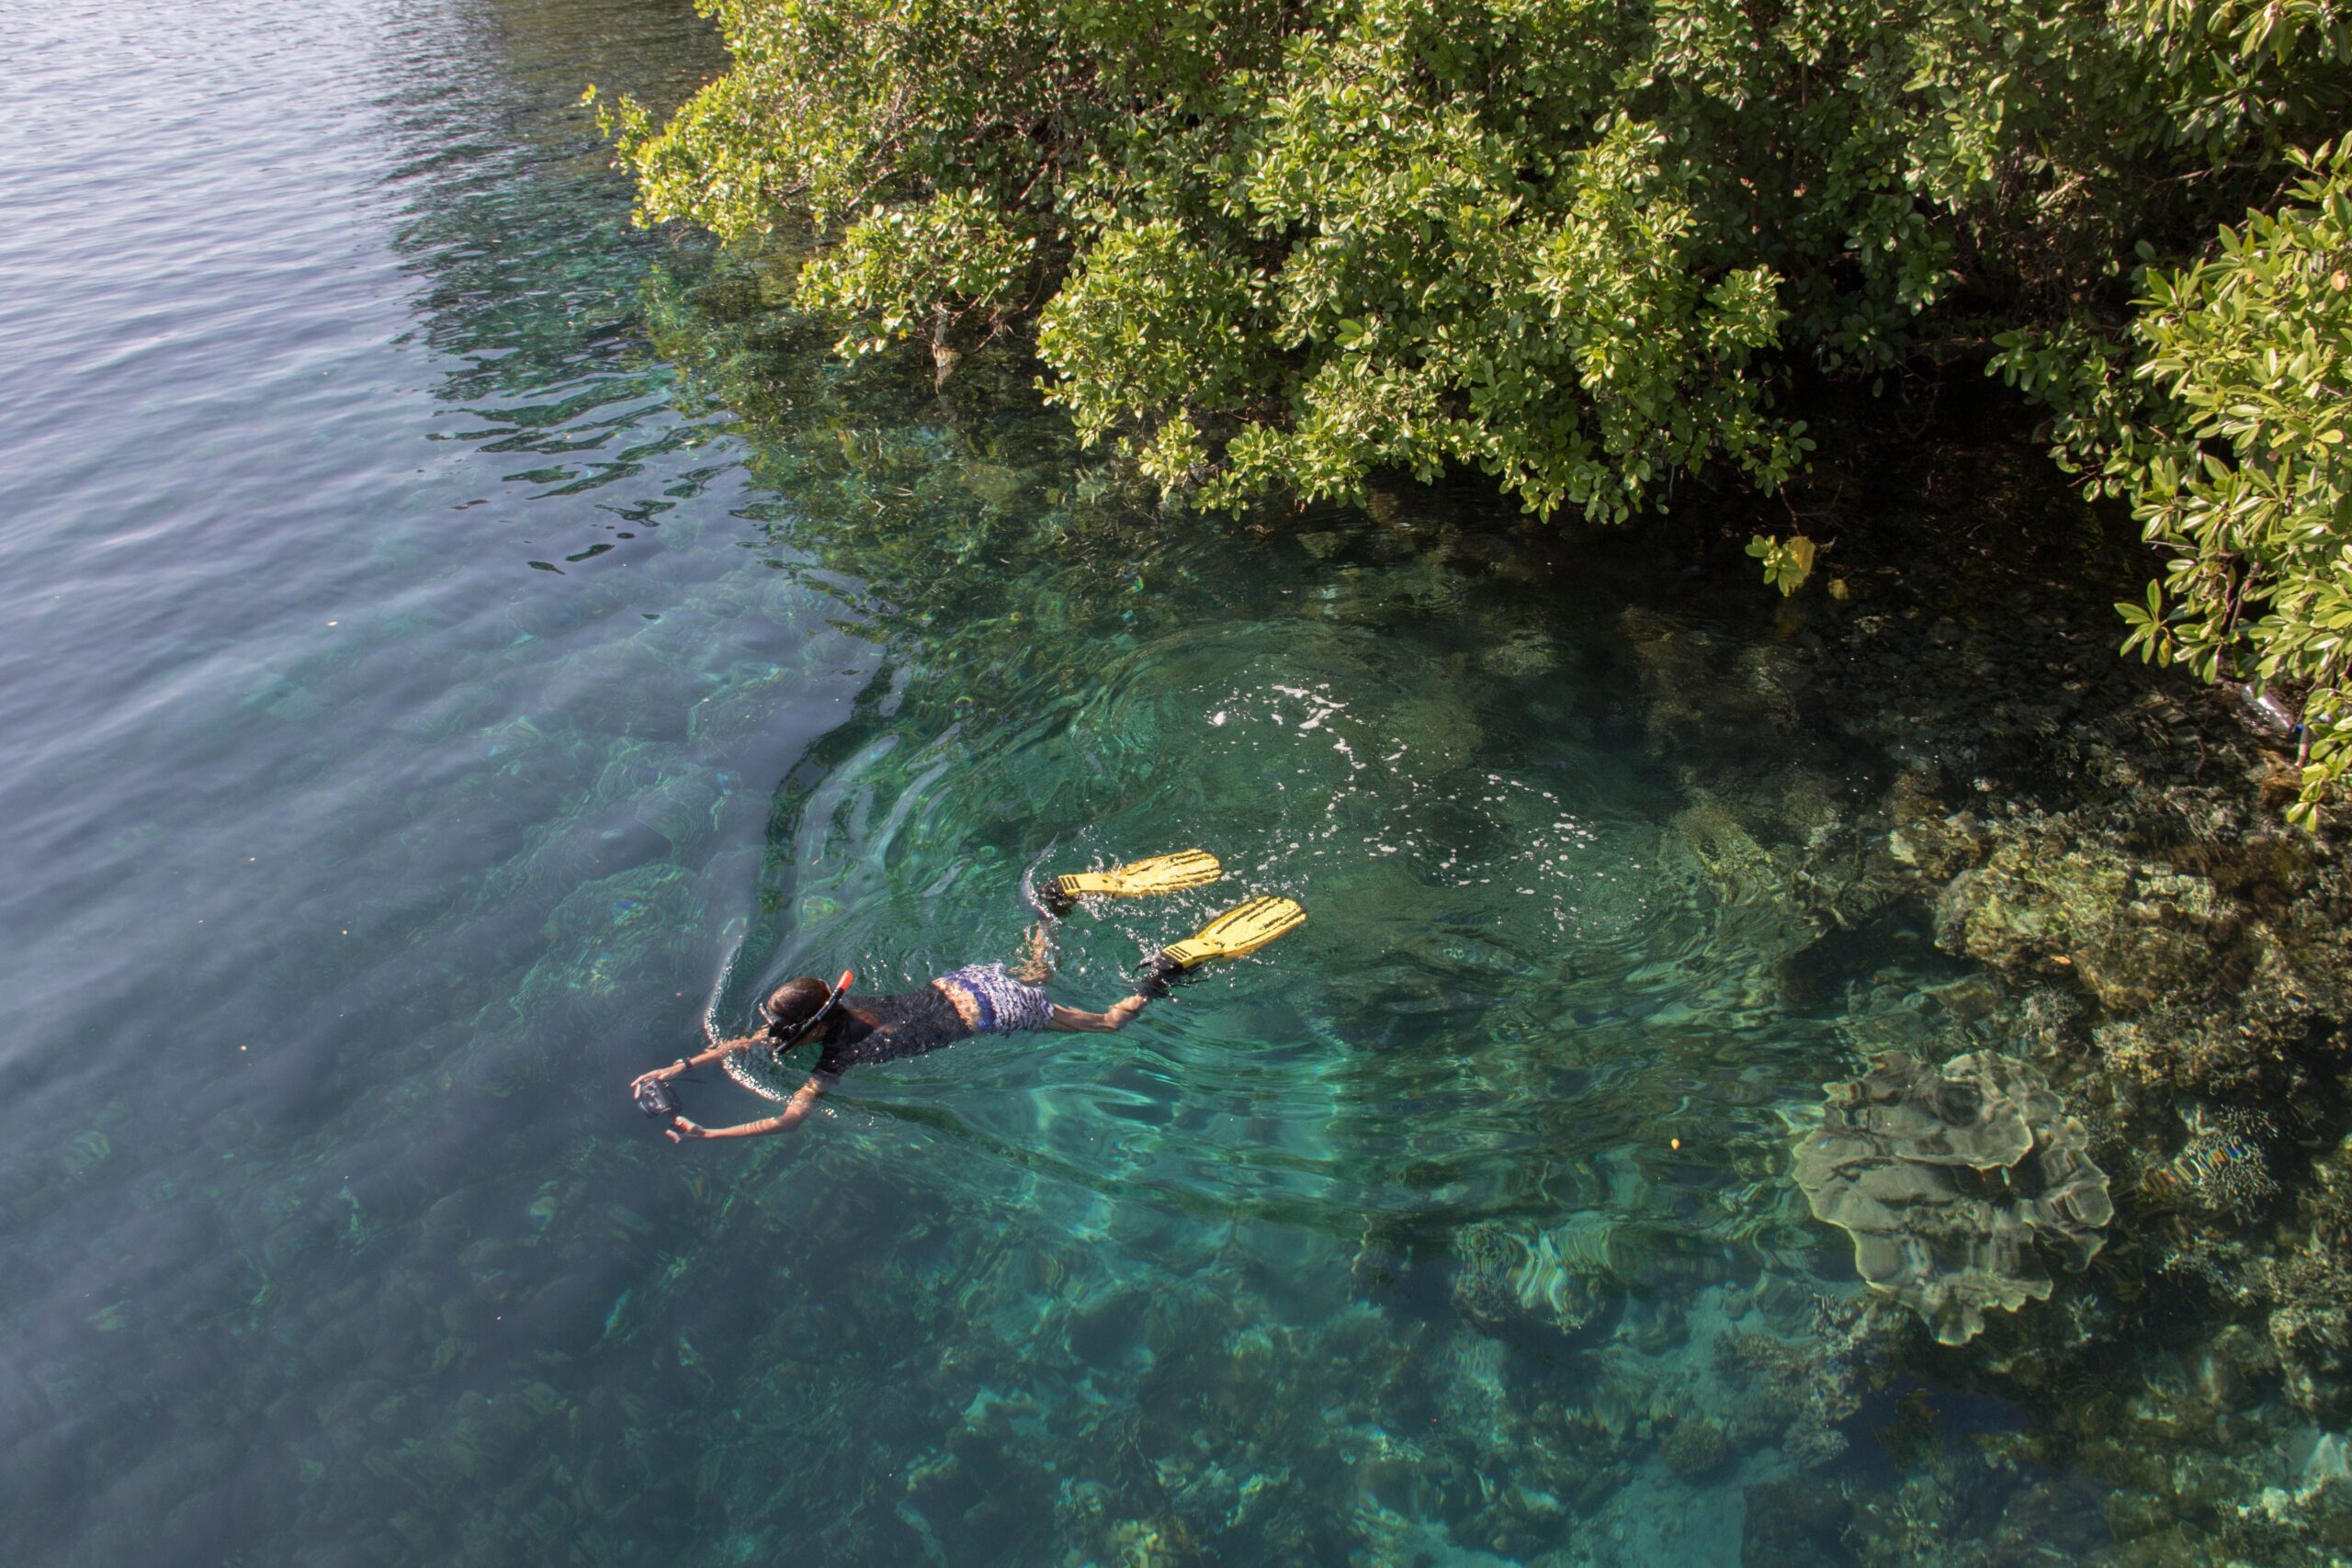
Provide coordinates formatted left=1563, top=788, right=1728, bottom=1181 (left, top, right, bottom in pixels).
left=1884, top=808, right=1990, bottom=882
left=1450, top=1221, right=1610, bottom=1337
left=1660, top=1415, right=1727, bottom=1476
left=1741, top=1477, right=1859, bottom=1568
left=1478, top=628, right=1558, bottom=679
left=536, top=862, right=701, bottom=958
left=1719, top=1294, right=1879, bottom=1468
left=1669, top=793, right=1781, bottom=905
left=1666, top=786, right=1825, bottom=970
left=956, top=458, right=1028, bottom=508
left=1832, top=969, right=2018, bottom=1067
left=1380, top=689, right=1486, bottom=769
left=630, top=773, right=723, bottom=852
left=1792, top=1051, right=2113, bottom=1345
left=2083, top=919, right=2346, bottom=1095
left=1102, top=1516, right=1187, bottom=1568
left=1932, top=825, right=2234, bottom=1012
left=1620, top=607, right=1801, bottom=749
left=60, top=1129, right=112, bottom=1178
left=2247, top=1134, right=2352, bottom=1418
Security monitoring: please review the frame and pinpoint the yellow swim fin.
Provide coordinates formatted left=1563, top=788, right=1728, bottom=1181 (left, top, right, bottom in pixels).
left=1045, top=850, right=1222, bottom=914
left=1142, top=895, right=1306, bottom=994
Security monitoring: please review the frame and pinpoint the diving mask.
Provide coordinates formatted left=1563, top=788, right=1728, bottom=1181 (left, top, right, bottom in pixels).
left=761, top=968, right=855, bottom=1051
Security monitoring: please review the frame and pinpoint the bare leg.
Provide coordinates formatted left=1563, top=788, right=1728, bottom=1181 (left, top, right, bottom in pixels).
left=1046, top=991, right=1150, bottom=1032
left=1012, top=919, right=1057, bottom=986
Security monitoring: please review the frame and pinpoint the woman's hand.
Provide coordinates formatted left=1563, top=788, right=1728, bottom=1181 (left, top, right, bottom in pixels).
left=664, top=1115, right=707, bottom=1144
left=630, top=1058, right=686, bottom=1091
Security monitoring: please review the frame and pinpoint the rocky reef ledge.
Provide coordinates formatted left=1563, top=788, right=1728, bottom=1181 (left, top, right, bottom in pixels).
left=1588, top=415, right=2352, bottom=1565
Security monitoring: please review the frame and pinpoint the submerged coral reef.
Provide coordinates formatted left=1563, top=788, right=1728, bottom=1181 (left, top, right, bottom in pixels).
left=1793, top=1050, right=2112, bottom=1345
left=1577, top=410, right=2352, bottom=1562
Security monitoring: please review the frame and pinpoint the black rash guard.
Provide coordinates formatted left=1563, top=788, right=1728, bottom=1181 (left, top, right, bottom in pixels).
left=809, top=985, right=974, bottom=1077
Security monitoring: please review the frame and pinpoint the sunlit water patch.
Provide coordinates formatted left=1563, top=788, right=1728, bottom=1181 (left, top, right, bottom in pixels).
left=738, top=592, right=1826, bottom=1263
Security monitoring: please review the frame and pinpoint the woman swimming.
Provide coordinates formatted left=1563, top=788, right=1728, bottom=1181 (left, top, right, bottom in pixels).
left=627, top=852, right=1305, bottom=1145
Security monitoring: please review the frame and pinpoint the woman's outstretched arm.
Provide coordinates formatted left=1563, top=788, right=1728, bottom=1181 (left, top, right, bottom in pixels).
left=629, top=1034, right=762, bottom=1096
left=666, top=1073, right=830, bottom=1143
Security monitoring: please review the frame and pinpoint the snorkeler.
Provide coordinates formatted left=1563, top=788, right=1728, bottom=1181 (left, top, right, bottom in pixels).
left=628, top=852, right=1304, bottom=1145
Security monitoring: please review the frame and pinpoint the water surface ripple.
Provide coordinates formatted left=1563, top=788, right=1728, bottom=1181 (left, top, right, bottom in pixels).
left=1, top=2, right=2074, bottom=1564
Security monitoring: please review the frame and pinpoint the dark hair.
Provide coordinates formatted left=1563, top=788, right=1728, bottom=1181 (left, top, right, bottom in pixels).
left=761, top=976, right=833, bottom=1042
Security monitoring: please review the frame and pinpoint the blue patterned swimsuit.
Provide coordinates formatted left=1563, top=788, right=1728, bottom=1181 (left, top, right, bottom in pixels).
left=933, top=963, right=1057, bottom=1034
left=809, top=964, right=1055, bottom=1077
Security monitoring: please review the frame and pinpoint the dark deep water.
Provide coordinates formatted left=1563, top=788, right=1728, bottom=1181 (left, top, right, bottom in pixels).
left=6, top=2, right=2339, bottom=1564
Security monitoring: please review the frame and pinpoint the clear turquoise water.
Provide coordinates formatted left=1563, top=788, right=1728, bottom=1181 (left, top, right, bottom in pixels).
left=0, top=2, right=2101, bottom=1563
